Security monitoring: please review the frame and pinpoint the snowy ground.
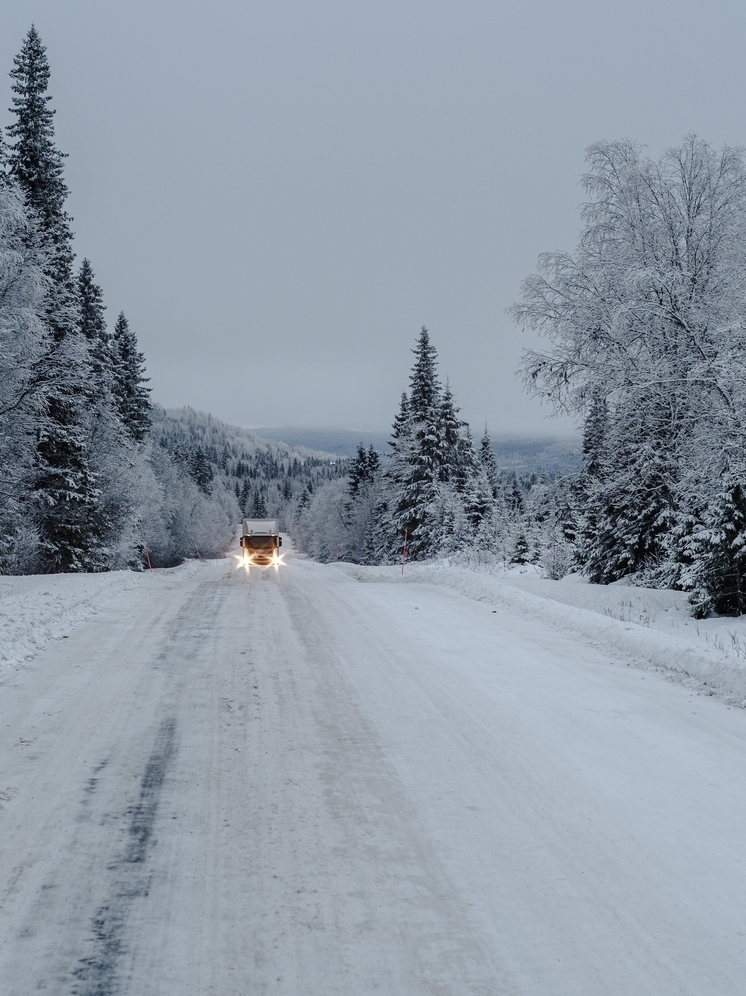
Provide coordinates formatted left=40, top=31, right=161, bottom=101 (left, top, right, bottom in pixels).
left=338, top=560, right=746, bottom=707
left=1, top=548, right=746, bottom=993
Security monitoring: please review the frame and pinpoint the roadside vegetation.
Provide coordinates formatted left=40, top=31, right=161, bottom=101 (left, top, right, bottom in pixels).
left=297, top=140, right=746, bottom=618
left=3, top=27, right=746, bottom=617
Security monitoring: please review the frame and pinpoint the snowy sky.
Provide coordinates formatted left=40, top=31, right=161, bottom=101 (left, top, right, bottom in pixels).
left=3, top=0, right=745, bottom=436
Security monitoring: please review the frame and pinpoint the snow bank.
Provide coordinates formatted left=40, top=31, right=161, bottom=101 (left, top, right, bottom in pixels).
left=0, top=561, right=202, bottom=683
left=335, top=562, right=746, bottom=707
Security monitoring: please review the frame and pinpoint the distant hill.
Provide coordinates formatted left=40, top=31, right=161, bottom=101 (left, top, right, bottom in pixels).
left=149, top=407, right=347, bottom=521
left=253, top=427, right=390, bottom=458
left=157, top=410, right=339, bottom=462
left=253, top=425, right=581, bottom=476
left=491, top=436, right=581, bottom=476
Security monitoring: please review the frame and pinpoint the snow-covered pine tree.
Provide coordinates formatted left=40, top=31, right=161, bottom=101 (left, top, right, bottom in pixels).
left=297, top=483, right=313, bottom=512
left=342, top=444, right=383, bottom=563
left=574, top=391, right=607, bottom=571
left=437, top=381, right=469, bottom=487
left=463, top=464, right=494, bottom=530
left=581, top=393, right=678, bottom=584
left=7, top=27, right=73, bottom=297
left=348, top=443, right=372, bottom=501
left=391, top=392, right=410, bottom=440
left=688, top=476, right=746, bottom=617
left=380, top=329, right=482, bottom=560
left=581, top=392, right=607, bottom=478
left=251, top=489, right=267, bottom=517
left=408, top=326, right=439, bottom=422
left=189, top=446, right=213, bottom=496
left=77, top=258, right=110, bottom=388
left=385, top=330, right=443, bottom=559
left=513, top=137, right=746, bottom=597
left=0, top=127, right=8, bottom=175
left=0, top=179, right=52, bottom=572
left=511, top=532, right=530, bottom=565
left=478, top=425, right=500, bottom=498
left=507, top=473, right=523, bottom=517
left=348, top=444, right=380, bottom=502
left=111, top=311, right=151, bottom=441
left=75, top=257, right=152, bottom=567
left=239, top=478, right=251, bottom=514
left=7, top=27, right=103, bottom=571
left=367, top=445, right=380, bottom=478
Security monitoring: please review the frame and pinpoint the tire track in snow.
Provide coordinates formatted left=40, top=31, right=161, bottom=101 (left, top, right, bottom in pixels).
left=71, top=717, right=177, bottom=995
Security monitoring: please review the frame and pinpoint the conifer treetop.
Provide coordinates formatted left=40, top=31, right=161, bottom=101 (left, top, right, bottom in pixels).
left=112, top=311, right=152, bottom=442
left=408, top=326, right=440, bottom=422
left=77, top=259, right=107, bottom=341
left=0, top=127, right=9, bottom=181
left=7, top=26, right=69, bottom=224
left=390, top=392, right=410, bottom=442
left=77, top=258, right=111, bottom=389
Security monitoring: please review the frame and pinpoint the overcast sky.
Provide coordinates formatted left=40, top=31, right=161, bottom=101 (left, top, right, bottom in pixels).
left=3, top=0, right=745, bottom=436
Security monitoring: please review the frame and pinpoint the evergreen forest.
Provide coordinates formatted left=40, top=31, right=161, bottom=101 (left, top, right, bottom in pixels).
left=0, top=27, right=342, bottom=572
left=298, top=139, right=746, bottom=618
left=3, top=28, right=746, bottom=618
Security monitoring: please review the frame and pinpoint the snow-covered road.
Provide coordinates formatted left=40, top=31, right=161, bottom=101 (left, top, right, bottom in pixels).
left=1, top=551, right=746, bottom=994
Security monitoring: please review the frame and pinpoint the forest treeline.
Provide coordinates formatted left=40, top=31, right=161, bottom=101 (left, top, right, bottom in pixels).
left=296, top=138, right=746, bottom=617
left=0, top=27, right=246, bottom=571
left=292, top=326, right=573, bottom=578
left=0, top=27, right=346, bottom=573
left=4, top=26, right=746, bottom=617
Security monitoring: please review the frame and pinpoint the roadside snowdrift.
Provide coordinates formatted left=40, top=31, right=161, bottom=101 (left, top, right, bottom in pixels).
left=336, top=562, right=746, bottom=707
left=0, top=561, right=202, bottom=683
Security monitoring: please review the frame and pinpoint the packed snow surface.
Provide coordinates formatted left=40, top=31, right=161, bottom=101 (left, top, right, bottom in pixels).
left=1, top=550, right=746, bottom=993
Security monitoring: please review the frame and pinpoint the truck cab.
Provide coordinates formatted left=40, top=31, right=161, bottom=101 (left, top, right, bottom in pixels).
left=239, top=518, right=282, bottom=566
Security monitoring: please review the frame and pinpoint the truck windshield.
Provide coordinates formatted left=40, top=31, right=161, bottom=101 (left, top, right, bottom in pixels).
left=245, top=537, right=275, bottom=550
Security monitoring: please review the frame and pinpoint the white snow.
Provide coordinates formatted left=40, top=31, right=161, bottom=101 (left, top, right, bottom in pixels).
left=0, top=561, right=201, bottom=682
left=336, top=560, right=746, bottom=706
left=1, top=550, right=746, bottom=993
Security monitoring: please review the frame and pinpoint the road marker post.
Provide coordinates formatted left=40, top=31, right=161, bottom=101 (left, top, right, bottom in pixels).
left=140, top=531, right=153, bottom=570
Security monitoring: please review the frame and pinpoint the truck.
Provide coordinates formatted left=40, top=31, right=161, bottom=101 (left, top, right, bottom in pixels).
left=239, top=518, right=283, bottom=566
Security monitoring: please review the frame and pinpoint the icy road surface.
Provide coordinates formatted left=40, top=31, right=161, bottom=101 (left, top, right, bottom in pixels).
left=1, top=553, right=746, bottom=995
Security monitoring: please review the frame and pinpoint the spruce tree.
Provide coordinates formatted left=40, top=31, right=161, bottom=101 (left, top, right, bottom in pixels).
left=348, top=443, right=370, bottom=500
left=8, top=29, right=66, bottom=218
left=239, top=478, right=251, bottom=514
left=297, top=484, right=312, bottom=512
left=464, top=466, right=494, bottom=529
left=7, top=27, right=102, bottom=571
left=77, top=258, right=110, bottom=387
left=251, top=489, right=267, bottom=517
left=478, top=425, right=500, bottom=498
left=385, top=330, right=444, bottom=559
left=582, top=392, right=607, bottom=478
left=437, top=381, right=464, bottom=484
left=348, top=444, right=380, bottom=501
left=0, top=127, right=10, bottom=180
left=508, top=473, right=524, bottom=516
left=367, top=445, right=380, bottom=478
left=391, top=392, right=411, bottom=440
left=111, top=311, right=151, bottom=441
left=511, top=532, right=530, bottom=565
left=408, top=327, right=440, bottom=421
left=580, top=394, right=677, bottom=584
left=8, top=26, right=75, bottom=336
left=0, top=179, right=51, bottom=572
left=189, top=446, right=213, bottom=496
left=689, top=477, right=746, bottom=617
